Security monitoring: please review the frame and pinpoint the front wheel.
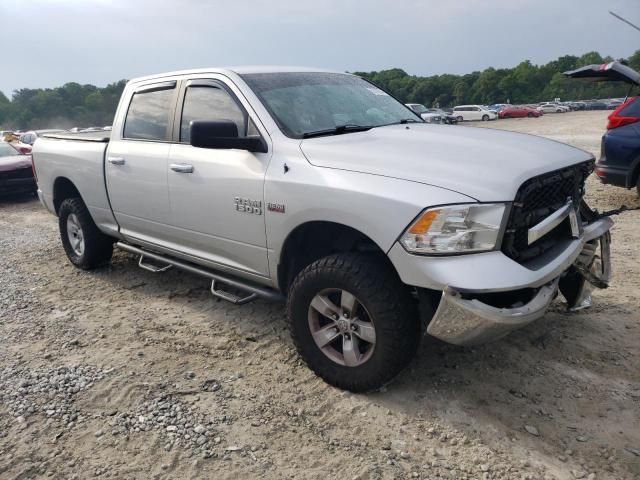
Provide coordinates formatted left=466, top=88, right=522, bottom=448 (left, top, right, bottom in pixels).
left=456, top=116, right=463, bottom=122
left=59, top=197, right=114, bottom=270
left=527, top=112, right=534, bottom=118
left=482, top=114, right=489, bottom=121
left=287, top=253, right=420, bottom=392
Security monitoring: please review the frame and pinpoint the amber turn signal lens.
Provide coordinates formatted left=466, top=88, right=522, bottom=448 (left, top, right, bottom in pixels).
left=408, top=210, right=440, bottom=234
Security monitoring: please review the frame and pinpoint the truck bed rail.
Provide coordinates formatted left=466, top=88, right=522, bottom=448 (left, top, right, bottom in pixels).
left=42, top=131, right=110, bottom=143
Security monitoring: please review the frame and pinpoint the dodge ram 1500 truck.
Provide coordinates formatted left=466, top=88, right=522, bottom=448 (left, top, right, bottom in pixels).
left=33, top=67, right=613, bottom=392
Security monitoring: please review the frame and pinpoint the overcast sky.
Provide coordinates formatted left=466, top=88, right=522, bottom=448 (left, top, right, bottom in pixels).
left=1, top=0, right=638, bottom=97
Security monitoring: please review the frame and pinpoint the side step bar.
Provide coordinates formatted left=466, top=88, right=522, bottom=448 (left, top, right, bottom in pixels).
left=116, top=242, right=285, bottom=304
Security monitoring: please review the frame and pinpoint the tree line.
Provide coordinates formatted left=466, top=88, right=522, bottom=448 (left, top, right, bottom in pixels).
left=1, top=50, right=639, bottom=130
left=0, top=80, right=127, bottom=130
left=354, top=50, right=640, bottom=108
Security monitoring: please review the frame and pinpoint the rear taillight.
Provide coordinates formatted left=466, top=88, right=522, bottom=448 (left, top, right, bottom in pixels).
left=607, top=97, right=639, bottom=130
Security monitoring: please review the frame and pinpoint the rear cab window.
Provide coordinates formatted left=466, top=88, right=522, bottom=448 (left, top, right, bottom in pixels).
left=123, top=82, right=176, bottom=141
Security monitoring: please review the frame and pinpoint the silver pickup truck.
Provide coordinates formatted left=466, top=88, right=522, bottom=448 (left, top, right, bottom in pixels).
left=33, top=67, right=613, bottom=392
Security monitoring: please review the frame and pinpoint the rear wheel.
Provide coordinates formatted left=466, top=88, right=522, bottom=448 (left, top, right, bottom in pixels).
left=59, top=197, right=114, bottom=270
left=287, top=253, right=420, bottom=392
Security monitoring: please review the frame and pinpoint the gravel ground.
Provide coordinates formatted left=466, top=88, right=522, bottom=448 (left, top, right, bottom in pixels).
left=1, top=111, right=639, bottom=479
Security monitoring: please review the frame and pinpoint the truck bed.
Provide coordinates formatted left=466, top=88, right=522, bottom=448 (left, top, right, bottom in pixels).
left=33, top=134, right=118, bottom=236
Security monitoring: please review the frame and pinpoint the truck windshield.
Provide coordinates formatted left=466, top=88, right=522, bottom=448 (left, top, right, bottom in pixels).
left=241, top=72, right=420, bottom=138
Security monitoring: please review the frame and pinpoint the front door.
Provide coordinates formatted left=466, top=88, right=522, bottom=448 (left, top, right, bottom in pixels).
left=165, top=78, right=271, bottom=279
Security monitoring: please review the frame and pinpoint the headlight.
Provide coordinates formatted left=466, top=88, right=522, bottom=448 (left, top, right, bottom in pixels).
left=400, top=203, right=507, bottom=254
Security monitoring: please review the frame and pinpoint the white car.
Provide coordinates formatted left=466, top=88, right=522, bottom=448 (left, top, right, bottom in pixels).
left=537, top=104, right=567, bottom=114
left=452, top=105, right=497, bottom=122
left=405, top=103, right=443, bottom=124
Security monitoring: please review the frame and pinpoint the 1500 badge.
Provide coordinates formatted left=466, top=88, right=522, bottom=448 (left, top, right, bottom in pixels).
left=234, top=197, right=262, bottom=215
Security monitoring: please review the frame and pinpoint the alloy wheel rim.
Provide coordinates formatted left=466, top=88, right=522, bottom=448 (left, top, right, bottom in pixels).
left=66, top=214, right=85, bottom=256
left=307, top=288, right=376, bottom=367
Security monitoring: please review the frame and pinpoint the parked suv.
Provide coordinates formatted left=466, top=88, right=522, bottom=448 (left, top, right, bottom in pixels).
left=565, top=62, right=640, bottom=195
left=33, top=67, right=613, bottom=392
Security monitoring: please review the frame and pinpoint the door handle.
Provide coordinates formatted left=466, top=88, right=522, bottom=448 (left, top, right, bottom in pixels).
left=170, top=163, right=194, bottom=173
left=107, top=156, right=125, bottom=165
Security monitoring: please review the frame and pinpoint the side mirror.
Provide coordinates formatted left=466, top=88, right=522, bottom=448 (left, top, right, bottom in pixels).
left=190, top=120, right=267, bottom=153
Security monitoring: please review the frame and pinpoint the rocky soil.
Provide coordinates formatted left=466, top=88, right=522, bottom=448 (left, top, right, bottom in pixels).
left=0, top=111, right=639, bottom=479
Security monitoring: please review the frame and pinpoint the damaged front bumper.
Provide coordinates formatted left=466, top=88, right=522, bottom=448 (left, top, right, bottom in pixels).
left=389, top=216, right=614, bottom=346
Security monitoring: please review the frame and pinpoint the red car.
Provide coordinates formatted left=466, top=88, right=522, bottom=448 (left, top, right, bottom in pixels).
left=0, top=142, right=37, bottom=196
left=498, top=105, right=542, bottom=118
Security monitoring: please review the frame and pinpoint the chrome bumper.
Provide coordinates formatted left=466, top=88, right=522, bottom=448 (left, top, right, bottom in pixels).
left=422, top=218, right=613, bottom=346
left=426, top=279, right=559, bottom=346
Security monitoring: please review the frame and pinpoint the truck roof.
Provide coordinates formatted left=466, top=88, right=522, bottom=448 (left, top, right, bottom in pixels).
left=128, top=66, right=344, bottom=85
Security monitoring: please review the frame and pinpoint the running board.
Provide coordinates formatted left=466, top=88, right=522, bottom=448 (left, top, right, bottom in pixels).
left=116, top=242, right=285, bottom=304
left=211, top=280, right=258, bottom=305
left=138, top=255, right=172, bottom=273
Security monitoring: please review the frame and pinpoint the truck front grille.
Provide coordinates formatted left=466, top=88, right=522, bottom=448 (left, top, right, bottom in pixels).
left=501, top=161, right=593, bottom=263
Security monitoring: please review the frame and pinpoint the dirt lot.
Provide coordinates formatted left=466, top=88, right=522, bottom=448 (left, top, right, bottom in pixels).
left=1, top=111, right=639, bottom=480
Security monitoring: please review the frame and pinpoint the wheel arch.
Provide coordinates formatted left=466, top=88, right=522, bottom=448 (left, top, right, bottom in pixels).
left=53, top=176, right=82, bottom=214
left=277, top=221, right=395, bottom=293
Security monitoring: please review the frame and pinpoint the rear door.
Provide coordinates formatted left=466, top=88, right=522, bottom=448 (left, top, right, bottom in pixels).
left=106, top=80, right=178, bottom=245
left=165, top=77, right=271, bottom=279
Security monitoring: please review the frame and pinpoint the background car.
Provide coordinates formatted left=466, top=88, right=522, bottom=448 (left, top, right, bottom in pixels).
left=564, top=61, right=640, bottom=195
left=488, top=103, right=510, bottom=115
left=606, top=99, right=624, bottom=110
left=498, top=105, right=541, bottom=118
left=540, top=102, right=570, bottom=112
left=405, top=103, right=442, bottom=123
left=585, top=101, right=608, bottom=110
left=426, top=108, right=458, bottom=124
left=537, top=103, right=566, bottom=113
left=19, top=129, right=67, bottom=145
left=0, top=142, right=36, bottom=196
left=452, top=105, right=497, bottom=121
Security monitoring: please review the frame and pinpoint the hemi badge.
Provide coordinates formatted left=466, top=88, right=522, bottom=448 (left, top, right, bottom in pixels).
left=267, top=202, right=285, bottom=213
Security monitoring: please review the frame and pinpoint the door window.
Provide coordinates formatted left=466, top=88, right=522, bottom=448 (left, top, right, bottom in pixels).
left=123, top=86, right=175, bottom=141
left=180, top=85, right=248, bottom=143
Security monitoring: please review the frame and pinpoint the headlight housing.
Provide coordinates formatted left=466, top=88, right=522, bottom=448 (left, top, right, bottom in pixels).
left=400, top=203, right=507, bottom=255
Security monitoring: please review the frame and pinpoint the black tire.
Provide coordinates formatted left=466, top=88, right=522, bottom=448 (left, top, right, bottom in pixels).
left=456, top=116, right=463, bottom=122
left=527, top=112, right=534, bottom=118
left=58, top=197, right=113, bottom=270
left=482, top=114, right=489, bottom=121
left=287, top=253, right=420, bottom=392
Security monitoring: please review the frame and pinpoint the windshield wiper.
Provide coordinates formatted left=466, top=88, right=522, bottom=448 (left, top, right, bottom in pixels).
left=302, top=124, right=372, bottom=139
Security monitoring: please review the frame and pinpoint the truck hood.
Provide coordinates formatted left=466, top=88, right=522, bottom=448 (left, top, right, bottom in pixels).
left=0, top=155, right=32, bottom=173
left=299, top=123, right=593, bottom=201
